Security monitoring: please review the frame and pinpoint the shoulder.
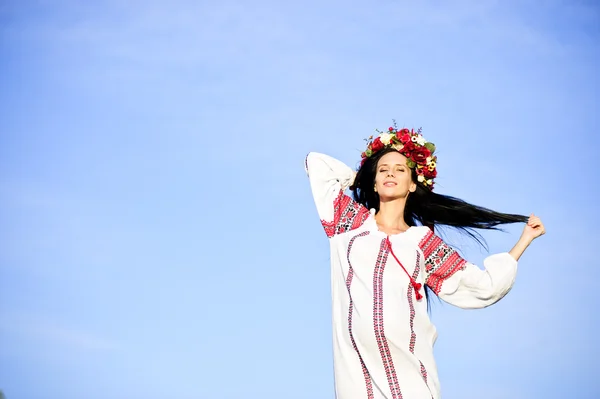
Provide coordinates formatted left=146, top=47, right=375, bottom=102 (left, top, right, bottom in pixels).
left=411, top=226, right=434, bottom=244
left=413, top=226, right=453, bottom=257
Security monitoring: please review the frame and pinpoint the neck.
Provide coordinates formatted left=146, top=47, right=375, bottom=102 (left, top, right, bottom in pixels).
left=375, top=198, right=410, bottom=231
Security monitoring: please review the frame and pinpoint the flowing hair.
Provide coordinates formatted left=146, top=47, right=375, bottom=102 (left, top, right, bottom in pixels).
left=350, top=147, right=527, bottom=304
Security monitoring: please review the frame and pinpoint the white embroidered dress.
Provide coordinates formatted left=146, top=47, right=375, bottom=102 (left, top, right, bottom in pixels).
left=305, top=152, right=518, bottom=399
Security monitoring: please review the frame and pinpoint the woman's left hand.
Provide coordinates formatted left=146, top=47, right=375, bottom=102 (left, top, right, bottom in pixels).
left=521, top=214, right=546, bottom=243
left=509, top=214, right=546, bottom=261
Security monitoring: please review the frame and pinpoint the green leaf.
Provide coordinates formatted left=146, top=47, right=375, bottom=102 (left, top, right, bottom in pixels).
left=406, top=159, right=416, bottom=168
left=424, top=142, right=436, bottom=153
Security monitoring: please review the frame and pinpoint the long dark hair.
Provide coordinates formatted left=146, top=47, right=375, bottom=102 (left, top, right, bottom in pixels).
left=352, top=147, right=527, bottom=239
left=351, top=148, right=527, bottom=304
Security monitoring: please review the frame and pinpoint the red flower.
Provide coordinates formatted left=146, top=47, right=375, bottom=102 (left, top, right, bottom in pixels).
left=389, top=127, right=394, bottom=131
left=399, top=133, right=411, bottom=144
left=424, top=168, right=437, bottom=179
left=412, top=147, right=431, bottom=164
left=371, top=137, right=384, bottom=152
left=402, top=141, right=416, bottom=153
left=361, top=152, right=366, bottom=158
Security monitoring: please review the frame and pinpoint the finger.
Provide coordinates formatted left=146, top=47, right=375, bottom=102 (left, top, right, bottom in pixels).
left=529, top=217, right=541, bottom=226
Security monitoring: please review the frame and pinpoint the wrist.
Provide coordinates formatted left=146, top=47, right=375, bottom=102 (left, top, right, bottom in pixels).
left=518, top=234, right=534, bottom=247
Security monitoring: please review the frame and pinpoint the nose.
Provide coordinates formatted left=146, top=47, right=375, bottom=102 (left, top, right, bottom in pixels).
left=387, top=170, right=395, bottom=177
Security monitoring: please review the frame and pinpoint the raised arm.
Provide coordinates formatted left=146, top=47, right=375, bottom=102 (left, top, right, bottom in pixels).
left=429, top=251, right=518, bottom=309
left=305, top=152, right=369, bottom=237
left=419, top=216, right=545, bottom=309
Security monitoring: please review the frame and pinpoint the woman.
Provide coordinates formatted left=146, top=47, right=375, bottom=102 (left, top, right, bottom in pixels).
left=305, top=125, right=545, bottom=399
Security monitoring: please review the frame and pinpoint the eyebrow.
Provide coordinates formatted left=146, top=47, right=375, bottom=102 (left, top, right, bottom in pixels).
left=378, top=163, right=407, bottom=167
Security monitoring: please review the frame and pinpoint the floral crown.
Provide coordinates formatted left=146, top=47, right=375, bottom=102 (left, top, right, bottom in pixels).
left=361, top=124, right=438, bottom=189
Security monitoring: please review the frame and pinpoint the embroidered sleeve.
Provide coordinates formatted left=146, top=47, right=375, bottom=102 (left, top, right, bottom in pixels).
left=419, top=229, right=467, bottom=294
left=305, top=152, right=370, bottom=238
left=418, top=228, right=518, bottom=309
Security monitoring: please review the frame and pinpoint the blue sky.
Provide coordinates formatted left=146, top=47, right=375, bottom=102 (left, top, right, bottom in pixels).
left=1, top=0, right=598, bottom=398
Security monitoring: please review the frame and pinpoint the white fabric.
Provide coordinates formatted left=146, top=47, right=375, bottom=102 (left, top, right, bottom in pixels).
left=305, top=152, right=518, bottom=399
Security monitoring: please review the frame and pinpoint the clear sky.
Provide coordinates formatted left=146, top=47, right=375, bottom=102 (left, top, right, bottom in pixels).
left=1, top=1, right=598, bottom=398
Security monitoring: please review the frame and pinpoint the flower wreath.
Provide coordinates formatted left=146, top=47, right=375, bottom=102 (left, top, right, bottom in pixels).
left=361, top=125, right=438, bottom=189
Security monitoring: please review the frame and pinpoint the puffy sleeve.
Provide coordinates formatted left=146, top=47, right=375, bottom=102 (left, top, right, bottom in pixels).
left=418, top=228, right=518, bottom=309
left=305, top=152, right=370, bottom=238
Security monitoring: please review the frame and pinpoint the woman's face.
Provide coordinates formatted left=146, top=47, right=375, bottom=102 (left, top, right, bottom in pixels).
left=374, top=151, right=416, bottom=201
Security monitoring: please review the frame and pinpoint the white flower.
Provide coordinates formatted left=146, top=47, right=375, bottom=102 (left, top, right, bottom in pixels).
left=380, top=133, right=393, bottom=145
left=426, top=179, right=433, bottom=185
left=416, top=135, right=426, bottom=146
left=426, top=156, right=432, bottom=164
left=392, top=143, right=404, bottom=151
left=417, top=175, right=425, bottom=182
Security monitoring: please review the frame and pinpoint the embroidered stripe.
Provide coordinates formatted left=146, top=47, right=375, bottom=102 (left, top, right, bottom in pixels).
left=419, top=361, right=429, bottom=385
left=419, top=230, right=467, bottom=294
left=373, top=240, right=403, bottom=399
left=321, top=191, right=370, bottom=237
left=407, top=253, right=419, bottom=355
left=346, top=231, right=373, bottom=398
left=408, top=252, right=432, bottom=388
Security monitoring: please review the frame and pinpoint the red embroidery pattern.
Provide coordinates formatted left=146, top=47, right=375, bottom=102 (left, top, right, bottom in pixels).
left=407, top=252, right=431, bottom=389
left=345, top=231, right=373, bottom=399
left=373, top=240, right=403, bottom=399
left=407, top=252, right=420, bottom=354
left=419, top=230, right=467, bottom=294
left=419, top=361, right=429, bottom=385
left=321, top=191, right=370, bottom=238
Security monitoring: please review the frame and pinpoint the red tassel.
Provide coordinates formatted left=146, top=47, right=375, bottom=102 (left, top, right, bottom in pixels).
left=386, top=236, right=424, bottom=301
left=412, top=282, right=423, bottom=301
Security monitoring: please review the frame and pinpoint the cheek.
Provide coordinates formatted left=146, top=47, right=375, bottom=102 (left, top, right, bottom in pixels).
left=374, top=173, right=385, bottom=185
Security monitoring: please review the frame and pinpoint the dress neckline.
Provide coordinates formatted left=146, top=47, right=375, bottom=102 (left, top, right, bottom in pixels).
left=367, top=209, right=414, bottom=237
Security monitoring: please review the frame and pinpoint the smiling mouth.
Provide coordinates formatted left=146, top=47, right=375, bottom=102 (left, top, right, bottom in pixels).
left=383, top=182, right=397, bottom=187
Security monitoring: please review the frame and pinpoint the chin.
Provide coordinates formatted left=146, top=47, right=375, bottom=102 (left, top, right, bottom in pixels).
left=378, top=190, right=406, bottom=201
